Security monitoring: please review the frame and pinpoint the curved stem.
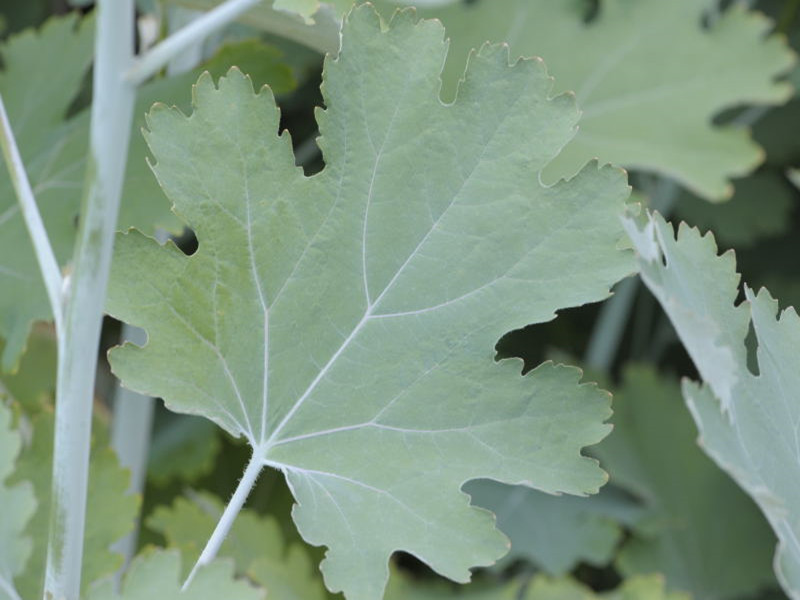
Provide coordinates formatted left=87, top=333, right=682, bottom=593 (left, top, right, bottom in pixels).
left=0, top=95, right=64, bottom=333
left=182, top=452, right=263, bottom=589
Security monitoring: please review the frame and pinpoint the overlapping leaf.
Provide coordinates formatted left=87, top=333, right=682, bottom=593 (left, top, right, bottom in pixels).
left=373, top=0, right=794, bottom=199
left=625, top=211, right=800, bottom=599
left=9, top=410, right=138, bottom=598
left=86, top=550, right=264, bottom=600
left=148, top=493, right=328, bottom=600
left=595, top=365, right=776, bottom=599
left=107, top=6, right=632, bottom=599
left=464, top=480, right=635, bottom=575
left=0, top=401, right=35, bottom=600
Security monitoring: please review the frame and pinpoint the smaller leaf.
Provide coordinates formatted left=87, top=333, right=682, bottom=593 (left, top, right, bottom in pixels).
left=464, top=480, right=638, bottom=575
left=0, top=401, right=36, bottom=600
left=148, top=492, right=328, bottom=600
left=10, top=410, right=138, bottom=598
left=86, top=549, right=264, bottom=600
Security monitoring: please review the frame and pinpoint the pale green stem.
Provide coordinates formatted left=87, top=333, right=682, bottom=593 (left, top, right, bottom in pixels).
left=0, top=95, right=64, bottom=333
left=125, top=0, right=264, bottom=85
left=182, top=452, right=263, bottom=589
left=110, top=324, right=156, bottom=579
left=583, top=176, right=678, bottom=372
left=44, top=1, right=136, bottom=598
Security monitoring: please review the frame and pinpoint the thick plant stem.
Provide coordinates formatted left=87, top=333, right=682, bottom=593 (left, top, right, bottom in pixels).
left=125, top=0, right=263, bottom=85
left=0, top=95, right=64, bottom=333
left=44, top=1, right=136, bottom=598
left=183, top=453, right=263, bottom=589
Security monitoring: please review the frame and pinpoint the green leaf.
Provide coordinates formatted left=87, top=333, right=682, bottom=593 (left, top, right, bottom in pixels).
left=0, top=14, right=93, bottom=370
left=107, top=6, right=632, bottom=599
left=383, top=572, right=689, bottom=600
left=147, top=415, right=221, bottom=485
left=626, top=210, right=800, bottom=598
left=86, top=549, right=264, bottom=600
left=526, top=575, right=689, bottom=600
left=464, top=480, right=636, bottom=575
left=0, top=324, right=57, bottom=414
left=373, top=0, right=794, bottom=200
left=674, top=172, right=795, bottom=249
left=595, top=364, right=777, bottom=599
left=0, top=18, right=295, bottom=370
left=148, top=492, right=328, bottom=600
left=9, top=410, right=138, bottom=598
left=0, top=401, right=36, bottom=600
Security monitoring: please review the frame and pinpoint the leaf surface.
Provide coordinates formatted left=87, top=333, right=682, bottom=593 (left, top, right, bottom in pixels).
left=108, top=7, right=632, bottom=599
left=86, top=549, right=264, bottom=600
left=626, top=211, right=800, bottom=599
left=0, top=401, right=35, bottom=600
left=373, top=0, right=794, bottom=199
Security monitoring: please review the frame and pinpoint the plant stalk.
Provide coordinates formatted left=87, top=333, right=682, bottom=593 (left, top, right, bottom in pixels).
left=0, top=95, right=64, bottom=333
left=182, top=453, right=263, bottom=589
left=44, top=1, right=136, bottom=598
left=125, top=0, right=263, bottom=85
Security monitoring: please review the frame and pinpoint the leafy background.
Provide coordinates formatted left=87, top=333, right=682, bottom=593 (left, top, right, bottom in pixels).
left=2, top=0, right=800, bottom=599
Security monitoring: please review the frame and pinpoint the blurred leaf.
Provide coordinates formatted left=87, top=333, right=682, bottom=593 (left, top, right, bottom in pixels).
left=148, top=492, right=328, bottom=600
left=596, top=365, right=777, bottom=599
left=675, top=172, right=795, bottom=249
left=147, top=415, right=221, bottom=485
left=464, top=480, right=640, bottom=575
left=0, top=400, right=35, bottom=600
left=86, top=549, right=264, bottom=600
left=0, top=323, right=57, bottom=414
left=373, top=0, right=794, bottom=200
left=10, top=409, right=138, bottom=598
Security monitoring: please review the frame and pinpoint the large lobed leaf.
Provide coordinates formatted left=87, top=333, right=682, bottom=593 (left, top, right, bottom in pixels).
left=373, top=0, right=794, bottom=200
left=107, top=6, right=633, bottom=599
left=625, top=210, right=800, bottom=599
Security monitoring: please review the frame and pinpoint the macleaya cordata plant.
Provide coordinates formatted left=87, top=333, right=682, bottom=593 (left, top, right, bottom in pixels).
left=0, top=1, right=798, bottom=600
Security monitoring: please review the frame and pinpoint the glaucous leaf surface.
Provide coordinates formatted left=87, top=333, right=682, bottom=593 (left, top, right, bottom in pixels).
left=626, top=210, right=800, bottom=599
left=372, top=0, right=794, bottom=200
left=148, top=492, right=328, bottom=600
left=595, top=365, right=776, bottom=599
left=86, top=549, right=264, bottom=600
left=464, top=479, right=635, bottom=575
left=147, top=416, right=221, bottom=485
left=107, top=6, right=633, bottom=599
left=0, top=324, right=57, bottom=414
left=674, top=172, right=795, bottom=248
left=9, top=410, right=138, bottom=598
left=0, top=401, right=35, bottom=600
left=0, top=14, right=294, bottom=370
